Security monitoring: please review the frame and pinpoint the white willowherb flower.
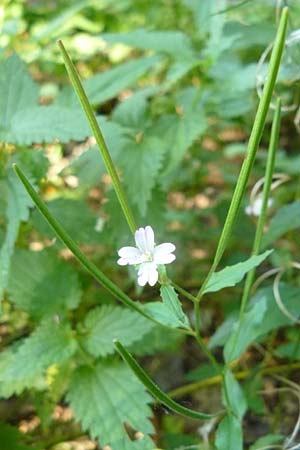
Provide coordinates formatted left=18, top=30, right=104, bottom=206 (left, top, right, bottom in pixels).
left=245, top=196, right=273, bottom=217
left=117, top=225, right=176, bottom=287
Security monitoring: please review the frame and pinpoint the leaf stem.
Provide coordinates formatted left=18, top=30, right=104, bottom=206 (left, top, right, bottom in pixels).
left=114, top=339, right=222, bottom=420
left=57, top=39, right=137, bottom=234
left=196, top=7, right=288, bottom=302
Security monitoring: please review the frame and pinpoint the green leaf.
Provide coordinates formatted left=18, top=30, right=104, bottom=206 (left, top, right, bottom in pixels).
left=224, top=299, right=267, bottom=363
left=81, top=305, right=153, bottom=357
left=223, top=369, right=247, bottom=419
left=249, top=434, right=284, bottom=450
left=0, top=320, right=77, bottom=396
left=210, top=283, right=300, bottom=349
left=262, top=202, right=300, bottom=247
left=67, top=362, right=154, bottom=450
left=62, top=56, right=161, bottom=106
left=128, top=324, right=183, bottom=356
left=0, top=422, right=37, bottom=450
left=0, top=169, right=33, bottom=302
left=102, top=28, right=194, bottom=58
left=215, top=414, right=243, bottom=450
left=203, top=250, right=273, bottom=294
left=160, top=285, right=190, bottom=327
left=120, top=135, right=167, bottom=216
left=144, top=286, right=190, bottom=329
left=7, top=250, right=81, bottom=318
left=32, top=198, right=100, bottom=244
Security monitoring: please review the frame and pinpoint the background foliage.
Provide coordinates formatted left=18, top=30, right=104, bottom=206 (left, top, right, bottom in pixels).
left=0, top=0, right=300, bottom=449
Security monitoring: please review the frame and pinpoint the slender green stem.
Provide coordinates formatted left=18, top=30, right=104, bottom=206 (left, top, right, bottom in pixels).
left=57, top=40, right=137, bottom=234
left=171, top=280, right=198, bottom=303
left=114, top=339, right=222, bottom=420
left=240, top=99, right=281, bottom=317
left=13, top=164, right=157, bottom=324
left=196, top=7, right=288, bottom=302
left=193, top=331, right=221, bottom=372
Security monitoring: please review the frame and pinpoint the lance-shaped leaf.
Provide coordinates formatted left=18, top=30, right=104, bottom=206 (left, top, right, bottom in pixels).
left=203, top=250, right=272, bottom=294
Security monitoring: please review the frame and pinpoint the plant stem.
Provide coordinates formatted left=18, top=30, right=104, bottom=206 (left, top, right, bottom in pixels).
left=196, top=8, right=288, bottom=302
left=171, top=280, right=198, bottom=303
left=240, top=98, right=281, bottom=317
left=168, top=362, right=300, bottom=399
left=57, top=40, right=137, bottom=234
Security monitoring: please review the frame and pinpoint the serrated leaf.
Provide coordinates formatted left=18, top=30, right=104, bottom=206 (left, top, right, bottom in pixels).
left=32, top=198, right=100, bottom=244
left=86, top=56, right=161, bottom=105
left=160, top=285, right=190, bottom=327
left=128, top=324, right=183, bottom=356
left=0, top=169, right=33, bottom=303
left=102, top=28, right=194, bottom=58
left=0, top=421, right=37, bottom=450
left=120, top=135, right=167, bottom=216
left=67, top=362, right=154, bottom=450
left=81, top=305, right=153, bottom=357
left=262, top=202, right=300, bottom=247
left=0, top=320, right=77, bottom=396
left=144, top=286, right=190, bottom=329
left=223, top=369, right=247, bottom=420
left=215, top=414, right=243, bottom=450
left=203, top=250, right=273, bottom=294
left=8, top=250, right=81, bottom=318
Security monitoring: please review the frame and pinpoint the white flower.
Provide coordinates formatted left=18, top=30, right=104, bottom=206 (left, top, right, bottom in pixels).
left=117, top=225, right=176, bottom=287
left=245, top=196, right=273, bottom=217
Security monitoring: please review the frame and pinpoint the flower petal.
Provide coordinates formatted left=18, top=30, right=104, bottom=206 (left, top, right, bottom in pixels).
left=118, top=246, right=140, bottom=258
left=154, top=243, right=175, bottom=256
left=145, top=226, right=155, bottom=251
left=135, top=226, right=155, bottom=252
left=154, top=253, right=176, bottom=265
left=137, top=262, right=158, bottom=287
left=117, top=257, right=129, bottom=266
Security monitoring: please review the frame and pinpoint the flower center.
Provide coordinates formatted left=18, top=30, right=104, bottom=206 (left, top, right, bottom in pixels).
left=143, top=251, right=153, bottom=262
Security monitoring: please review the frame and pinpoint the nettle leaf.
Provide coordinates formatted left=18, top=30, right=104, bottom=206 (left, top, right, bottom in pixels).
left=215, top=414, right=243, bottom=450
left=0, top=320, right=77, bottom=396
left=0, top=170, right=33, bottom=303
left=67, top=362, right=154, bottom=450
left=0, top=421, right=36, bottom=450
left=203, top=250, right=273, bottom=294
left=81, top=305, right=153, bottom=357
left=59, top=56, right=161, bottom=107
left=128, top=324, right=183, bottom=356
left=223, top=369, right=247, bottom=420
left=102, top=28, right=194, bottom=58
left=144, top=286, right=190, bottom=329
left=32, top=198, right=100, bottom=244
left=262, top=202, right=300, bottom=247
left=8, top=250, right=81, bottom=318
left=224, top=299, right=267, bottom=363
left=120, top=135, right=167, bottom=216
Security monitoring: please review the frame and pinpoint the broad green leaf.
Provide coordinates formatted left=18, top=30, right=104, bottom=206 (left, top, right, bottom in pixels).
left=223, top=369, right=247, bottom=420
left=224, top=299, right=267, bottom=363
left=203, top=250, right=272, bottom=294
left=164, top=59, right=199, bottom=87
left=210, top=283, right=300, bottom=349
left=120, top=135, right=167, bottom=216
left=81, top=305, right=153, bottom=357
left=0, top=422, right=37, bottom=450
left=101, top=28, right=194, bottom=58
left=67, top=362, right=154, bottom=450
left=160, top=285, right=190, bottom=327
left=32, top=198, right=100, bottom=244
left=0, top=170, right=33, bottom=303
left=84, top=56, right=161, bottom=105
left=7, top=250, right=81, bottom=318
left=128, top=324, right=183, bottom=356
left=215, top=414, right=243, bottom=450
left=262, top=202, right=300, bottom=247
left=0, top=320, right=77, bottom=396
